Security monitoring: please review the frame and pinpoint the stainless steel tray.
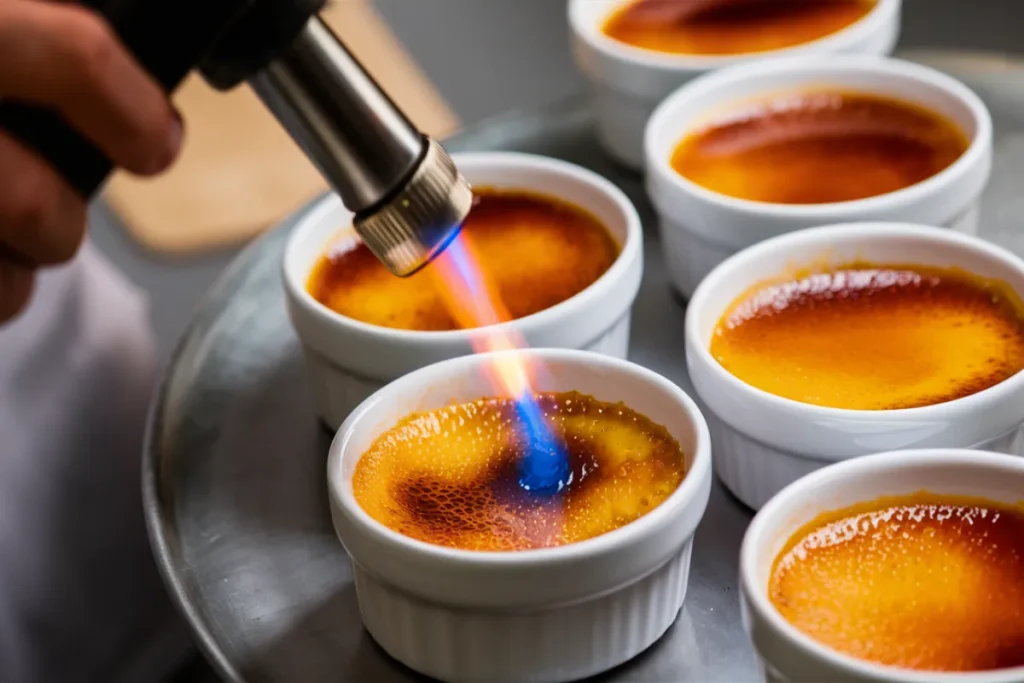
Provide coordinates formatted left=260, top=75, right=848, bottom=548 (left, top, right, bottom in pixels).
left=144, top=50, right=1024, bottom=683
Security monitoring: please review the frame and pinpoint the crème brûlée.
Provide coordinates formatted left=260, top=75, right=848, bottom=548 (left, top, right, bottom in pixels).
left=602, top=0, right=876, bottom=56
left=770, top=494, right=1024, bottom=672
left=710, top=264, right=1024, bottom=410
left=306, top=188, right=620, bottom=331
left=671, top=92, right=970, bottom=205
left=352, top=391, right=687, bottom=551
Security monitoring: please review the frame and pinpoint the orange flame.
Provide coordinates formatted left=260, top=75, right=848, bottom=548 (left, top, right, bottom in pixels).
left=429, top=231, right=538, bottom=399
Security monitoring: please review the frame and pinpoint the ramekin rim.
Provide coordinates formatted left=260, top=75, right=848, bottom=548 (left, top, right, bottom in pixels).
left=644, top=55, right=993, bottom=219
left=282, top=151, right=644, bottom=345
left=684, top=222, right=1024, bottom=423
left=568, top=0, right=901, bottom=72
left=740, top=448, right=1024, bottom=683
left=328, top=348, right=713, bottom=568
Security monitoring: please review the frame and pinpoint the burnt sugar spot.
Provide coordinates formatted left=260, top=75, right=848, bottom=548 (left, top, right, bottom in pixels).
left=671, top=91, right=969, bottom=205
left=710, top=264, right=1024, bottom=410
left=770, top=494, right=1024, bottom=672
left=603, top=0, right=876, bottom=56
left=306, top=188, right=619, bottom=331
left=396, top=475, right=494, bottom=536
left=355, top=391, right=686, bottom=551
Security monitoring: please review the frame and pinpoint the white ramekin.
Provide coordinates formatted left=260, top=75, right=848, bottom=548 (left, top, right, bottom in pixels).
left=741, top=448, right=1024, bottom=683
left=327, top=348, right=712, bottom=683
left=646, top=55, right=994, bottom=298
left=685, top=222, right=1024, bottom=511
left=283, top=152, right=644, bottom=429
left=569, top=0, right=901, bottom=169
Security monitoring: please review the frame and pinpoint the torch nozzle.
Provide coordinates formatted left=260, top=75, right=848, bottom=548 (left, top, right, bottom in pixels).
left=250, top=15, right=471, bottom=276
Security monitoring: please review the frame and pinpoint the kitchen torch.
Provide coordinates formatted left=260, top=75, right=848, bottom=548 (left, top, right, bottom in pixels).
left=0, top=0, right=472, bottom=276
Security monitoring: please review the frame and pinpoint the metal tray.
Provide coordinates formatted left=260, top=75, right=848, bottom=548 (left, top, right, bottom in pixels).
left=144, top=50, right=1024, bottom=683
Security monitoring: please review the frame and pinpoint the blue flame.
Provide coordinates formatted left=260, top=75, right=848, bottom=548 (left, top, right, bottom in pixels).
left=439, top=235, right=490, bottom=319
left=515, top=395, right=570, bottom=496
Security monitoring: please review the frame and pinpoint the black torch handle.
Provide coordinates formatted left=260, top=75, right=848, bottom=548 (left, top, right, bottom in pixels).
left=0, top=0, right=249, bottom=199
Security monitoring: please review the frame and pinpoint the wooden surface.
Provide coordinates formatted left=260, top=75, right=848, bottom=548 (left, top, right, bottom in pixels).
left=103, top=1, right=459, bottom=256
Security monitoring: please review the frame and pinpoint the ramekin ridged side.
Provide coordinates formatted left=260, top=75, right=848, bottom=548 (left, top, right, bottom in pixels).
left=352, top=542, right=692, bottom=683
left=708, top=412, right=1024, bottom=511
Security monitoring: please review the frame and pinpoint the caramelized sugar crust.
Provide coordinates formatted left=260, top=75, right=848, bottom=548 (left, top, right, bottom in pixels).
left=671, top=92, right=970, bottom=204
left=307, top=189, right=620, bottom=331
left=710, top=264, right=1024, bottom=410
left=351, top=391, right=687, bottom=551
left=770, top=494, right=1024, bottom=672
left=602, top=0, right=875, bottom=55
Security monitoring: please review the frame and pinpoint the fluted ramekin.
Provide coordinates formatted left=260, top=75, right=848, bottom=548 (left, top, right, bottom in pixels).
left=685, top=222, right=1024, bottom=510
left=646, top=55, right=993, bottom=298
left=741, top=448, right=1024, bottom=683
left=283, top=152, right=643, bottom=429
left=327, top=348, right=712, bottom=683
left=570, top=0, right=901, bottom=169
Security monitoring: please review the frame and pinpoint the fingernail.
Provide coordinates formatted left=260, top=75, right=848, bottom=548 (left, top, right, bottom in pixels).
left=159, top=109, right=184, bottom=172
left=169, top=107, right=184, bottom=153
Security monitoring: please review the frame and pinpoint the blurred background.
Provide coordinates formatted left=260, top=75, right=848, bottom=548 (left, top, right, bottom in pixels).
left=90, top=1, right=1016, bottom=679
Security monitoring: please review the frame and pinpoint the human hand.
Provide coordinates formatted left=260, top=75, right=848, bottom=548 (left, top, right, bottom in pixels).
left=0, top=0, right=183, bottom=322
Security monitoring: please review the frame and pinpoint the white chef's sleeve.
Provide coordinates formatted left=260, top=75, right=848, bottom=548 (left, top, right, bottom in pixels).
left=0, top=242, right=192, bottom=683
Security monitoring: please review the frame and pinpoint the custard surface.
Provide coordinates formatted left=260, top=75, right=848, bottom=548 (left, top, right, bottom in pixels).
left=710, top=264, right=1024, bottom=410
left=672, top=92, right=969, bottom=204
left=352, top=391, right=687, bottom=551
left=603, top=0, right=875, bottom=56
left=307, top=189, right=619, bottom=331
left=770, top=494, right=1024, bottom=672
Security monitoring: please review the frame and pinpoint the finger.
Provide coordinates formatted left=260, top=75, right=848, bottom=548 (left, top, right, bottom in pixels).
left=0, top=1, right=182, bottom=175
left=0, top=253, right=36, bottom=324
left=0, top=132, right=87, bottom=265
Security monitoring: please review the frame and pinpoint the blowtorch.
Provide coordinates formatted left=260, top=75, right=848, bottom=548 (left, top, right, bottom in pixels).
left=0, top=0, right=472, bottom=277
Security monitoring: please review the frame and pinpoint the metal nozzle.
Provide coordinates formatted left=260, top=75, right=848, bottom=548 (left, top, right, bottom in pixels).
left=354, top=139, right=473, bottom=276
left=248, top=15, right=471, bottom=276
